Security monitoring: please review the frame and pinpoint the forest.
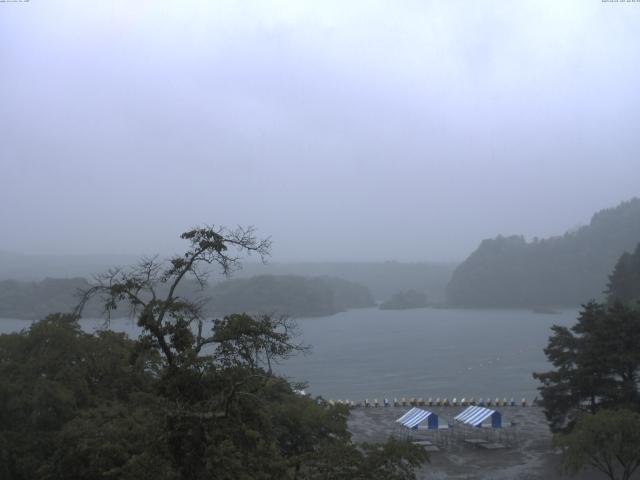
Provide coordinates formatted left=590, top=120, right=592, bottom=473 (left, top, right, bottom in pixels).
left=533, top=243, right=640, bottom=480
left=0, top=275, right=374, bottom=320
left=0, top=227, right=428, bottom=480
left=447, top=199, right=640, bottom=308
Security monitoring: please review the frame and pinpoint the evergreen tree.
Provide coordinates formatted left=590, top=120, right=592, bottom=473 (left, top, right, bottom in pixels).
left=606, top=242, right=640, bottom=308
left=533, top=302, right=640, bottom=432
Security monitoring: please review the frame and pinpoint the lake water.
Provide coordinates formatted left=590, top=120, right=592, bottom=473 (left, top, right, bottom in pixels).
left=0, top=307, right=578, bottom=402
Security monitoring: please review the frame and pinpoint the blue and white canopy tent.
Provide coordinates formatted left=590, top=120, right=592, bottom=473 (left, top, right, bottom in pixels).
left=396, top=407, right=439, bottom=430
left=396, top=407, right=448, bottom=446
left=453, top=405, right=508, bottom=444
left=454, top=405, right=502, bottom=428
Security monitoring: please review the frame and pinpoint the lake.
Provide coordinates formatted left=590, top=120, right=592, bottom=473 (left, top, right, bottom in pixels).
left=0, top=307, right=578, bottom=402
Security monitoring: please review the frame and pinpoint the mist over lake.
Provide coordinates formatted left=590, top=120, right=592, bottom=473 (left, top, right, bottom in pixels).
left=276, top=308, right=578, bottom=401
left=1, top=307, right=577, bottom=401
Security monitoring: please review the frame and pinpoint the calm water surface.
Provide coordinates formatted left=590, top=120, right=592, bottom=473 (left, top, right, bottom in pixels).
left=1, top=307, right=578, bottom=402
left=275, top=307, right=578, bottom=401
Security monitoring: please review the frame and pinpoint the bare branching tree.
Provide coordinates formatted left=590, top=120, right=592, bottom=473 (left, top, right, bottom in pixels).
left=75, top=225, right=271, bottom=367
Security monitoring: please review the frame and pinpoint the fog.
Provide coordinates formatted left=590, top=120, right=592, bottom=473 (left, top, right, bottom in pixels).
left=1, top=0, right=639, bottom=262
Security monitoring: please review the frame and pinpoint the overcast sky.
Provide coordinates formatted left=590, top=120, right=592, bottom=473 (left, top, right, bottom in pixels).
left=1, top=0, right=639, bottom=262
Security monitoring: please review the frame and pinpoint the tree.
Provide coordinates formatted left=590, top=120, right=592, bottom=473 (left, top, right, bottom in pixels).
left=533, top=302, right=640, bottom=432
left=212, top=312, right=306, bottom=373
left=301, top=437, right=429, bottom=480
left=57, top=225, right=429, bottom=480
left=76, top=225, right=271, bottom=368
left=606, top=242, right=640, bottom=308
left=0, top=313, right=161, bottom=480
left=555, top=409, right=640, bottom=480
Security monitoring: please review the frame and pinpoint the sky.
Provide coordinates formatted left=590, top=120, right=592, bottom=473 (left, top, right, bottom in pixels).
left=1, top=0, right=639, bottom=262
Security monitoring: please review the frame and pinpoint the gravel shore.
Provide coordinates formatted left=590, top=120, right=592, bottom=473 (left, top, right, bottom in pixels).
left=347, top=406, right=607, bottom=480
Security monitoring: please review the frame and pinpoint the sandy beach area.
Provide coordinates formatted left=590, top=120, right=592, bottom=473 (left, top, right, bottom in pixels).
left=347, top=405, right=610, bottom=480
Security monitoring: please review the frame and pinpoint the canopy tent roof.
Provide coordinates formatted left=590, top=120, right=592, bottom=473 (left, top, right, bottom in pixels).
left=454, top=405, right=502, bottom=428
left=396, top=407, right=438, bottom=429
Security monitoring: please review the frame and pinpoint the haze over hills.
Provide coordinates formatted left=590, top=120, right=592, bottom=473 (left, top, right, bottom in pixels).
left=0, top=256, right=456, bottom=305
left=207, top=275, right=374, bottom=318
left=231, top=262, right=456, bottom=303
left=0, top=252, right=142, bottom=282
left=0, top=274, right=375, bottom=320
left=447, top=198, right=640, bottom=308
left=3, top=198, right=640, bottom=315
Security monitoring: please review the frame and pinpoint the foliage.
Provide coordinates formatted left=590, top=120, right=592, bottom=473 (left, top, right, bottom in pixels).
left=447, top=198, right=640, bottom=307
left=533, top=302, right=640, bottom=432
left=1, top=227, right=428, bottom=479
left=379, top=289, right=428, bottom=310
left=555, top=409, right=640, bottom=480
left=301, top=437, right=429, bottom=480
left=76, top=225, right=271, bottom=368
left=606, top=242, right=640, bottom=309
left=0, top=313, right=163, bottom=480
left=212, top=312, right=306, bottom=372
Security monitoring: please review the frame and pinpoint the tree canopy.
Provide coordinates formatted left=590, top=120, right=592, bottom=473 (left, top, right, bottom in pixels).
left=555, top=408, right=640, bottom=480
left=533, top=301, right=640, bottom=432
left=606, top=242, right=640, bottom=309
left=0, top=226, right=429, bottom=479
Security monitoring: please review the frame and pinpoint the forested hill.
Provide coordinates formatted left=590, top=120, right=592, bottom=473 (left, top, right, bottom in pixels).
left=446, top=198, right=640, bottom=308
left=0, top=277, right=91, bottom=320
left=606, top=242, right=640, bottom=308
left=0, top=257, right=456, bottom=304
left=207, top=275, right=375, bottom=317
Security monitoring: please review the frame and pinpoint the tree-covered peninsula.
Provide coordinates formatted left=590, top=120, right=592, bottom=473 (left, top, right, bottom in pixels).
left=0, top=274, right=374, bottom=320
left=447, top=198, right=640, bottom=308
left=379, top=290, right=428, bottom=310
